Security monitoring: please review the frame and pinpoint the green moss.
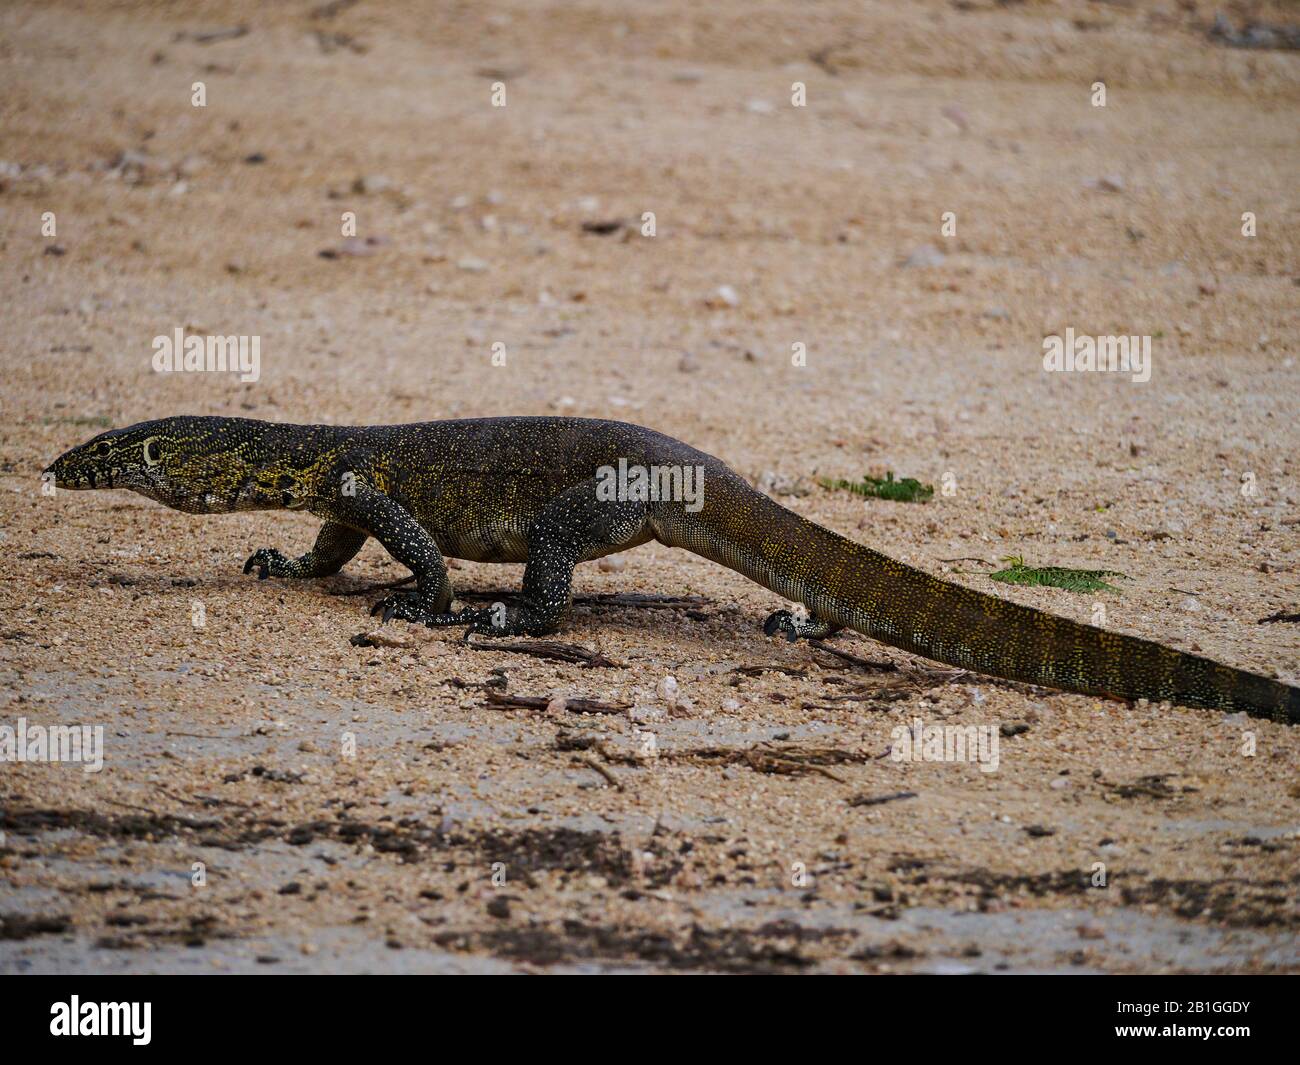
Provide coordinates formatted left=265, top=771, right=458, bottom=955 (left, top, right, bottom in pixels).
left=818, top=471, right=934, bottom=503
left=988, top=555, right=1128, bottom=594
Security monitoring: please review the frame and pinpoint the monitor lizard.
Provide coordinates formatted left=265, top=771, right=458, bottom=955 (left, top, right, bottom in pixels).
left=45, top=415, right=1298, bottom=724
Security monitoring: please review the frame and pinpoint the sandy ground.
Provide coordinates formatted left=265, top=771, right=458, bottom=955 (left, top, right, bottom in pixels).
left=1, top=0, right=1298, bottom=974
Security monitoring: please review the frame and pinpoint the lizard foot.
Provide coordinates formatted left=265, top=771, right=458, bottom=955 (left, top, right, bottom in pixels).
left=370, top=592, right=455, bottom=625
left=449, top=602, right=556, bottom=637
left=244, top=548, right=293, bottom=580
left=423, top=607, right=496, bottom=630
left=763, top=609, right=841, bottom=642
left=427, top=602, right=532, bottom=637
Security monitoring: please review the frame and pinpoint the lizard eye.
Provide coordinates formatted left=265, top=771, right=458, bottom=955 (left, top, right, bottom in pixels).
left=142, top=438, right=162, bottom=466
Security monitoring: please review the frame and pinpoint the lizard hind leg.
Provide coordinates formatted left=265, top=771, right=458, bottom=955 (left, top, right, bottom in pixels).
left=763, top=607, right=844, bottom=643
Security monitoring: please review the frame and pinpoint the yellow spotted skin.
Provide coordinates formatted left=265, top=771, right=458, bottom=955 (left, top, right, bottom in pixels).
left=47, top=415, right=1298, bottom=724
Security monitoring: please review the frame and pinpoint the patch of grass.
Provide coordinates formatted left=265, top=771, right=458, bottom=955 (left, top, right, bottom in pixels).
left=988, top=555, right=1127, bottom=594
left=819, top=471, right=934, bottom=503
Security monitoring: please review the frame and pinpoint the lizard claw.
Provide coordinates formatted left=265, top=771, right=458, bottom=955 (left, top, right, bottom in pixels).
left=763, top=610, right=800, bottom=642
left=370, top=592, right=444, bottom=625
left=244, top=548, right=290, bottom=580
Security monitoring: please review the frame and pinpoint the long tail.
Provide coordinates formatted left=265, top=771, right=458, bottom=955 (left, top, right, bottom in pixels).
left=664, top=472, right=1298, bottom=724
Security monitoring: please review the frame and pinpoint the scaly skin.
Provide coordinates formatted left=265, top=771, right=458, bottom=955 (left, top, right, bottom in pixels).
left=45, top=415, right=1299, bottom=724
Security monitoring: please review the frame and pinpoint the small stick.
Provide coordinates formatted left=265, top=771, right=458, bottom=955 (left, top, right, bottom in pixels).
left=809, top=641, right=898, bottom=673
left=576, top=756, right=624, bottom=791
left=332, top=574, right=417, bottom=597
left=848, top=791, right=917, bottom=808
left=732, top=664, right=808, bottom=678
left=465, top=638, right=623, bottom=668
left=484, top=689, right=629, bottom=715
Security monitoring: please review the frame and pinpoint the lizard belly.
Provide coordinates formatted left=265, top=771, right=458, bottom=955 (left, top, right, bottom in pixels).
left=432, top=522, right=531, bottom=563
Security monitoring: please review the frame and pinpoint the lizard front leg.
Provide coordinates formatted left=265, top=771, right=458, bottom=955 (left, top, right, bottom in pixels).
left=307, top=483, right=453, bottom=622
left=244, top=521, right=368, bottom=580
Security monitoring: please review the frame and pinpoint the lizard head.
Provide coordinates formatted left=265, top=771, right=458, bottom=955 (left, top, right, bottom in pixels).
left=44, top=415, right=318, bottom=514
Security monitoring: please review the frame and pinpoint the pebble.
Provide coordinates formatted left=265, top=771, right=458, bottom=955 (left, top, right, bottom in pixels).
left=705, top=284, right=740, bottom=309
left=352, top=174, right=392, bottom=194
left=900, top=244, right=946, bottom=269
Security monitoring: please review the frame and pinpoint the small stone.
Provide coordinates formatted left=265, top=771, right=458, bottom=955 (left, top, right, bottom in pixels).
left=900, top=244, right=946, bottom=269
left=352, top=174, right=392, bottom=195
left=669, top=695, right=695, bottom=718
left=457, top=257, right=489, bottom=273
left=940, top=103, right=970, bottom=132
left=705, top=284, right=740, bottom=309
left=597, top=555, right=625, bottom=573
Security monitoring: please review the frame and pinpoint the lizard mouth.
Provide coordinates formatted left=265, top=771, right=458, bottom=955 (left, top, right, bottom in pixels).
left=43, top=464, right=114, bottom=490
